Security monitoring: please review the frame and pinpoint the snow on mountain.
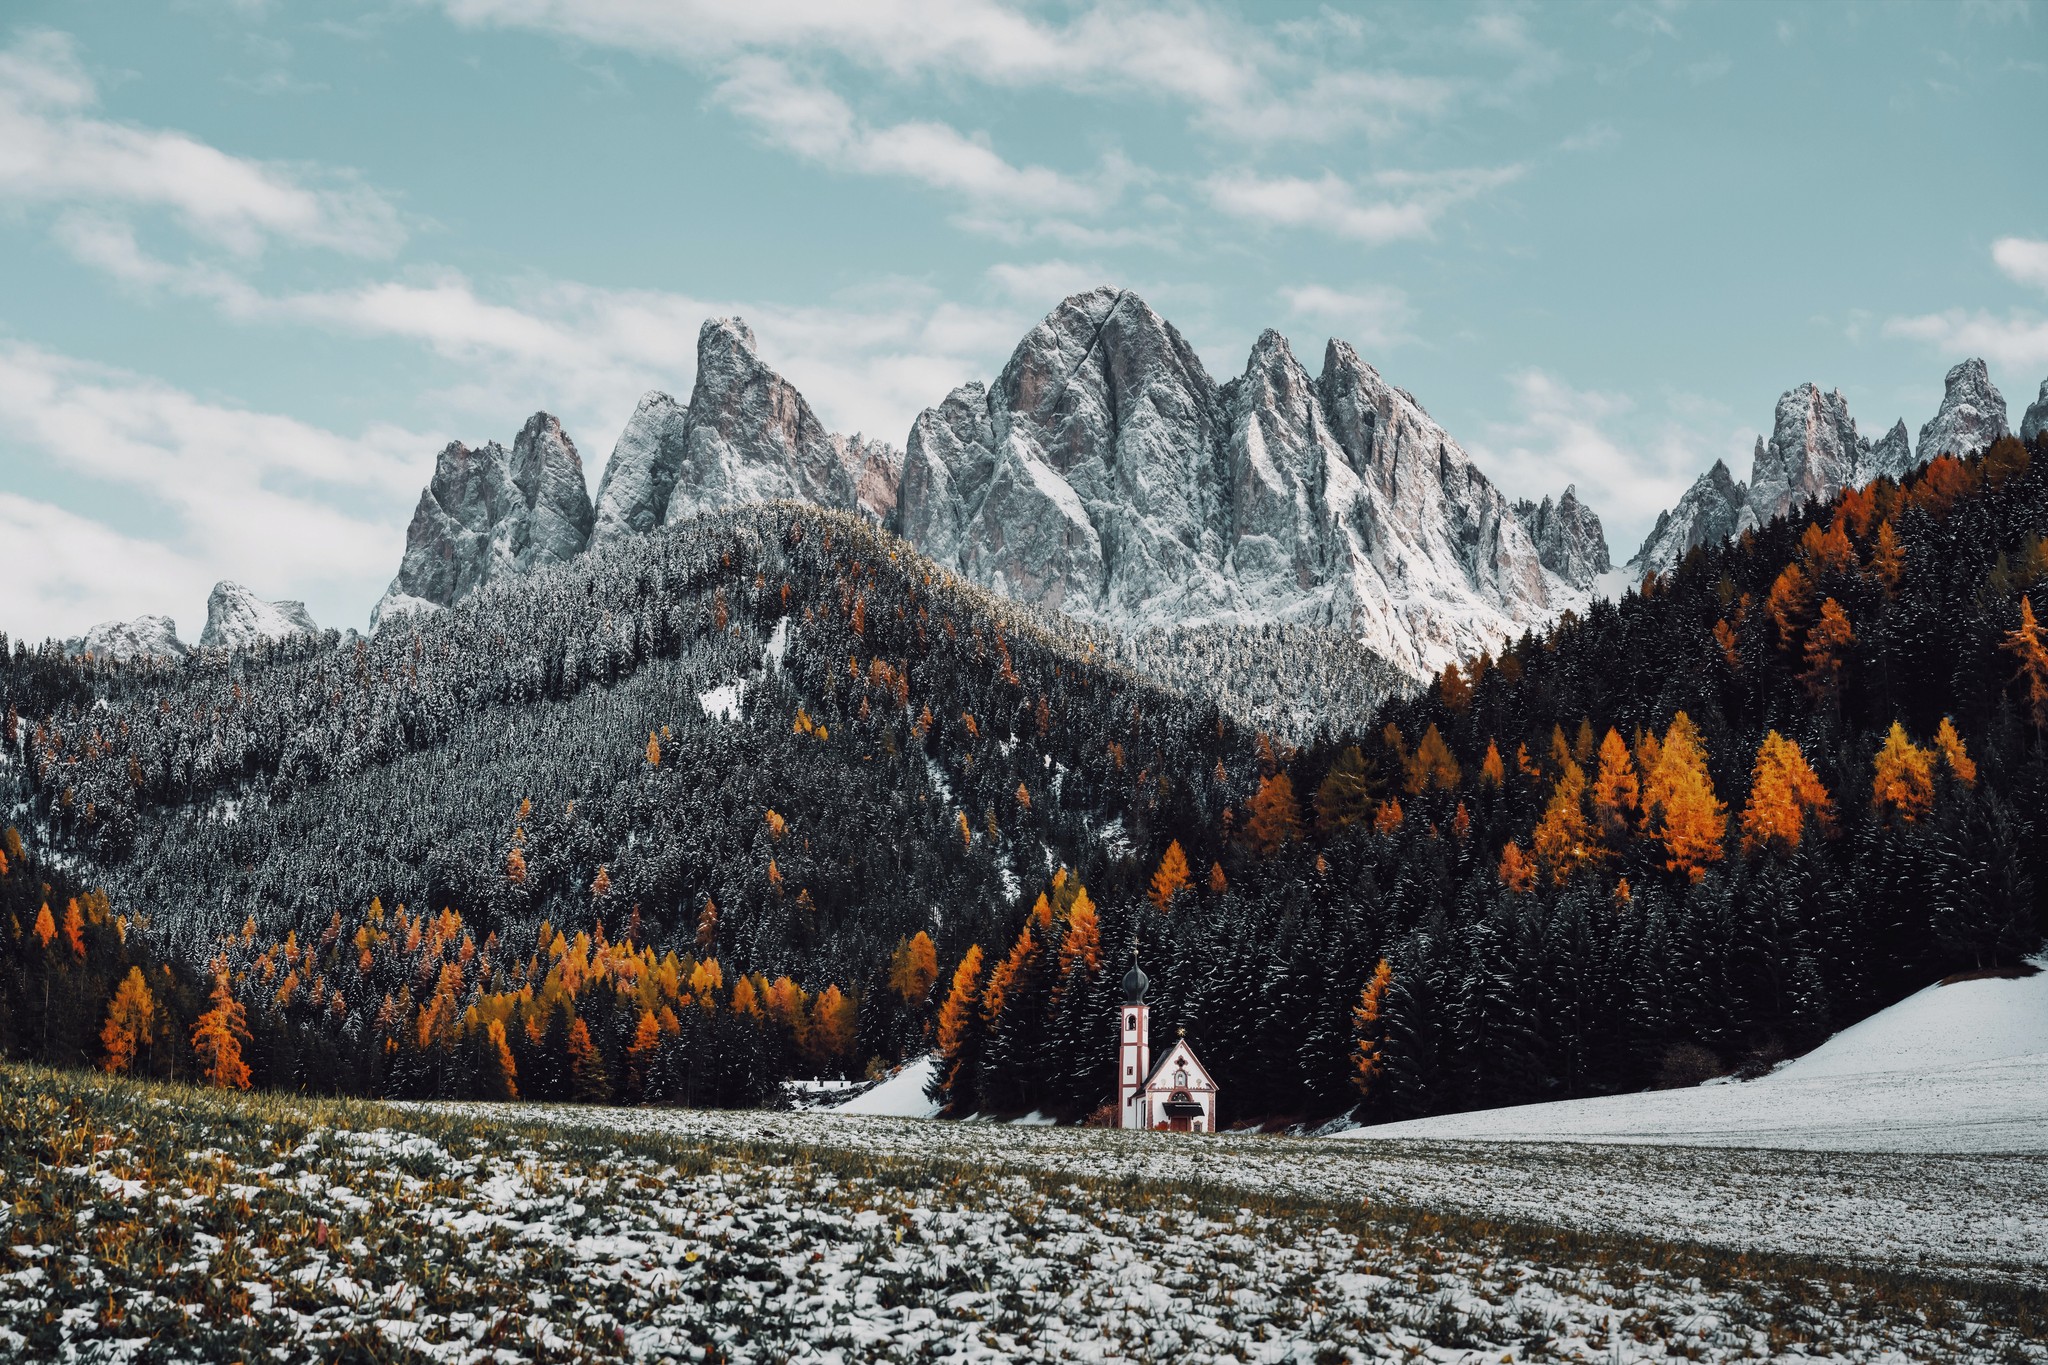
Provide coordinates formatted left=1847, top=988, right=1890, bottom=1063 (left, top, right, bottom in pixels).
left=66, top=614, right=188, bottom=662
left=371, top=412, right=595, bottom=631
left=1628, top=359, right=2013, bottom=580
left=1916, top=357, right=2009, bottom=462
left=2023, top=379, right=2048, bottom=448
left=590, top=391, right=688, bottom=546
left=1512, top=486, right=1610, bottom=591
left=368, top=288, right=1602, bottom=676
left=896, top=290, right=1581, bottom=676
left=1339, top=964, right=2048, bottom=1154
left=199, top=581, right=319, bottom=650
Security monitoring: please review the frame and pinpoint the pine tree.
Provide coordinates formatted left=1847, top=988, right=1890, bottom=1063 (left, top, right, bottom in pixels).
left=625, top=1009, right=661, bottom=1099
left=1800, top=597, right=1855, bottom=697
left=191, top=968, right=252, bottom=1091
left=1147, top=840, right=1192, bottom=912
left=99, top=966, right=156, bottom=1075
left=568, top=1016, right=611, bottom=1103
left=1740, top=731, right=1834, bottom=854
left=62, top=898, right=85, bottom=959
left=1871, top=722, right=1935, bottom=824
left=1479, top=740, right=1506, bottom=789
left=483, top=1017, right=519, bottom=1100
left=1313, top=746, right=1379, bottom=830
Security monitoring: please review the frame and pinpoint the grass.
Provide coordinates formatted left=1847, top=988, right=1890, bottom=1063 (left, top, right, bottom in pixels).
left=3, top=1063, right=2044, bottom=1362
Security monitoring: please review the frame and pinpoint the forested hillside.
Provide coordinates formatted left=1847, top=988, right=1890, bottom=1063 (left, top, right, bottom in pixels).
left=4, top=436, right=2046, bottom=1124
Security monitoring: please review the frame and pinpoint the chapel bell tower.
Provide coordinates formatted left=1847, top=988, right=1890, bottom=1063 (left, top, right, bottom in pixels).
left=1116, top=950, right=1151, bottom=1130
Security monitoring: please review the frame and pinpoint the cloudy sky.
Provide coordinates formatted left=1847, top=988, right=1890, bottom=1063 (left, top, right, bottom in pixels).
left=2, top=1, right=2044, bottom=642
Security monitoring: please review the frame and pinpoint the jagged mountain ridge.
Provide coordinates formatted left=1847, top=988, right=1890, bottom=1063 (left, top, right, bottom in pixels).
left=372, top=289, right=1603, bottom=688
left=1628, top=359, right=2022, bottom=577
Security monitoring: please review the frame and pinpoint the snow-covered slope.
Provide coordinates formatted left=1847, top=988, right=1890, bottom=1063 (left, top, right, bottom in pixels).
left=1339, top=965, right=2048, bottom=1153
left=833, top=1056, right=942, bottom=1119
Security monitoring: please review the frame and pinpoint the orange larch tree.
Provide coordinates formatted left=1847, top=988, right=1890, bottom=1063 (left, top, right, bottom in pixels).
left=1478, top=740, right=1506, bottom=789
left=1313, top=746, right=1379, bottom=831
left=100, top=965, right=157, bottom=1075
left=1147, top=840, right=1192, bottom=911
left=1243, top=772, right=1305, bottom=855
left=1349, top=959, right=1394, bottom=1099
left=1739, top=731, right=1835, bottom=854
left=1404, top=723, right=1461, bottom=793
left=1497, top=839, right=1537, bottom=893
left=1933, top=717, right=1977, bottom=786
left=1644, top=712, right=1727, bottom=881
left=1799, top=597, right=1855, bottom=698
left=1588, top=728, right=1639, bottom=849
left=888, top=931, right=940, bottom=1004
left=933, top=944, right=985, bottom=1097
left=2002, top=597, right=2048, bottom=729
left=1532, top=760, right=1593, bottom=885
left=1871, top=722, right=1935, bottom=824
left=191, top=967, right=252, bottom=1091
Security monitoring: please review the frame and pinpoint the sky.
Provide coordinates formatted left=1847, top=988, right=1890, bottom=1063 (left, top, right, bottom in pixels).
left=1, top=0, right=2044, bottom=644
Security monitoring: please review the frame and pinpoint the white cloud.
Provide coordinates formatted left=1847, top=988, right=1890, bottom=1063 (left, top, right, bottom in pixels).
left=986, top=260, right=1109, bottom=306
left=0, top=342, right=435, bottom=640
left=1993, top=236, right=2048, bottom=291
left=1881, top=309, right=2048, bottom=371
left=713, top=56, right=1114, bottom=215
left=438, top=0, right=1460, bottom=146
left=1278, top=283, right=1414, bottom=351
left=0, top=29, right=402, bottom=257
left=1203, top=165, right=1523, bottom=245
left=1469, top=370, right=1749, bottom=556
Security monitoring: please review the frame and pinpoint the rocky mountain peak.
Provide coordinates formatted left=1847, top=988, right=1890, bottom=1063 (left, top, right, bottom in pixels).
left=371, top=412, right=594, bottom=632
left=1629, top=458, right=1753, bottom=578
left=591, top=391, right=689, bottom=545
left=2022, top=379, right=2048, bottom=448
left=1917, top=358, right=2009, bottom=462
left=1513, top=485, right=1612, bottom=591
left=664, top=313, right=860, bottom=520
left=67, top=614, right=188, bottom=662
left=200, top=581, right=318, bottom=651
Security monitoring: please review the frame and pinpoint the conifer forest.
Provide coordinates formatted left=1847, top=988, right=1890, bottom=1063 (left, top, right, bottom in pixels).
left=3, top=435, right=2046, bottom=1126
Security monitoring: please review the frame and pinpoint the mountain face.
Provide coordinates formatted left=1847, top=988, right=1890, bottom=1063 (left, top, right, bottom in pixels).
left=369, top=288, right=1594, bottom=681
left=896, top=290, right=1579, bottom=676
left=591, top=392, right=689, bottom=546
left=1513, top=486, right=1611, bottom=591
left=200, top=581, right=318, bottom=650
left=68, top=615, right=187, bottom=662
left=1917, top=358, right=2008, bottom=462
left=1630, top=362, right=2010, bottom=577
left=1630, top=460, right=1751, bottom=579
left=2024, top=380, right=2048, bottom=448
left=371, top=413, right=595, bottom=631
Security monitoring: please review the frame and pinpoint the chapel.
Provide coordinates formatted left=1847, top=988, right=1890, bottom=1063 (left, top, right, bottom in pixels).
left=1114, top=954, right=1219, bottom=1132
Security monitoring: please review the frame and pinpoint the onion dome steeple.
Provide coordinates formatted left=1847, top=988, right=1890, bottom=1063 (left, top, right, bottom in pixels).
left=1121, top=946, right=1149, bottom=1004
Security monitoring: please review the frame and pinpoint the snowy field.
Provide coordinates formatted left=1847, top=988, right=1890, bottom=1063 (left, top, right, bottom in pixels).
left=4, top=1067, right=2044, bottom=1364
left=1340, top=965, right=2048, bottom=1154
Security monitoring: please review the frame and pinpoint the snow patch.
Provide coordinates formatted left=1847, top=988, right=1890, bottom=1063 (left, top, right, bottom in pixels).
left=698, top=682, right=745, bottom=722
left=833, top=1056, right=942, bottom=1119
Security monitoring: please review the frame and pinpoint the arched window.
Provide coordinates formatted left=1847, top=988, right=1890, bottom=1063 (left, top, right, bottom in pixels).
left=1174, top=1065, right=1187, bottom=1089
left=1126, top=1013, right=1136, bottom=1034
